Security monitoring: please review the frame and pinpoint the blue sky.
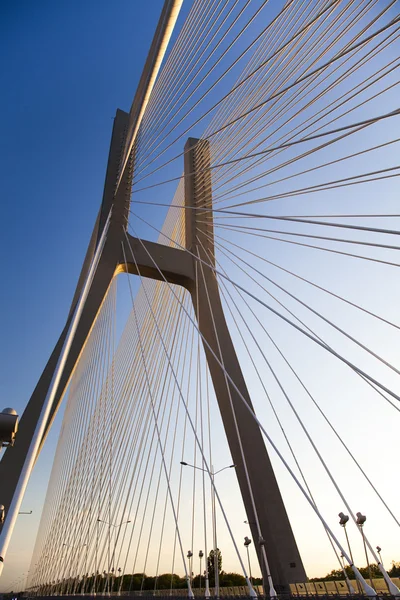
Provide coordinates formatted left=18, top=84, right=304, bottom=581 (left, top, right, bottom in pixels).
left=1, top=0, right=400, bottom=593
left=0, top=0, right=177, bottom=589
left=0, top=0, right=168, bottom=412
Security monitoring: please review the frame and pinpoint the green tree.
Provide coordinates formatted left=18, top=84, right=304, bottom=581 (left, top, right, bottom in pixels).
left=142, top=575, right=156, bottom=590
left=310, top=567, right=353, bottom=582
left=389, top=562, right=400, bottom=577
left=207, top=548, right=222, bottom=585
left=219, top=572, right=246, bottom=586
left=310, top=561, right=400, bottom=583
left=155, top=573, right=185, bottom=589
left=358, top=564, right=383, bottom=579
left=127, top=573, right=145, bottom=591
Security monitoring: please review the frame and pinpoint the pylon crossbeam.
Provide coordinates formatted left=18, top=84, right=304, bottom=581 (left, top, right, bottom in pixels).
left=119, top=234, right=194, bottom=288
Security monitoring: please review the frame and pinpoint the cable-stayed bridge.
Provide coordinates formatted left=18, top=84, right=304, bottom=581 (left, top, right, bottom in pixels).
left=1, top=0, right=400, bottom=597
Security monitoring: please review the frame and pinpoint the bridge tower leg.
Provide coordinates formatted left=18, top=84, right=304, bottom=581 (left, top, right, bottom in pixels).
left=183, top=138, right=306, bottom=593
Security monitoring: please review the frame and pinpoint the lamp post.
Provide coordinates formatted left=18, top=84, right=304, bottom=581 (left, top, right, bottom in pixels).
left=339, top=552, right=355, bottom=596
left=356, top=512, right=374, bottom=590
left=102, top=570, right=108, bottom=596
left=63, top=543, right=87, bottom=595
left=81, top=572, right=89, bottom=596
left=244, top=537, right=253, bottom=585
left=199, top=551, right=204, bottom=593
left=97, top=518, right=131, bottom=595
left=338, top=512, right=359, bottom=594
left=97, top=519, right=131, bottom=562
left=338, top=513, right=354, bottom=563
left=97, top=517, right=131, bottom=532
left=376, top=546, right=383, bottom=568
left=116, top=567, right=122, bottom=595
left=181, top=461, right=236, bottom=598
left=82, top=543, right=89, bottom=596
left=187, top=551, right=193, bottom=588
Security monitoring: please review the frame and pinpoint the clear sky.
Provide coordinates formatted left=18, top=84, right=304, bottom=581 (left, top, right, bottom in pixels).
left=1, top=0, right=400, bottom=593
left=0, top=0, right=174, bottom=590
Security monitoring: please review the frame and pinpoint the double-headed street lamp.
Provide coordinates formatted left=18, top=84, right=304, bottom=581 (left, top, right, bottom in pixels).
left=97, top=518, right=131, bottom=528
left=181, top=461, right=236, bottom=598
left=97, top=518, right=131, bottom=558
left=62, top=543, right=87, bottom=595
left=97, top=517, right=132, bottom=551
left=97, top=518, right=131, bottom=595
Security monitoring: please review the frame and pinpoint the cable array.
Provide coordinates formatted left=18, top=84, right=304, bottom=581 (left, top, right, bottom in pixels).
left=26, top=0, right=400, bottom=595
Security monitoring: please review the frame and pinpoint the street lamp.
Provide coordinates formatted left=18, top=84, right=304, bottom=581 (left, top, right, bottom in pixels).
left=97, top=519, right=131, bottom=595
left=97, top=517, right=131, bottom=528
left=103, top=568, right=107, bottom=595
left=81, top=571, right=89, bottom=596
left=199, top=551, right=204, bottom=593
left=244, top=537, right=253, bottom=585
left=92, top=570, right=100, bottom=596
left=376, top=546, right=383, bottom=568
left=356, top=512, right=374, bottom=590
left=117, top=567, right=122, bottom=593
left=187, top=551, right=193, bottom=587
left=339, top=512, right=359, bottom=594
left=338, top=513, right=354, bottom=562
left=63, top=543, right=87, bottom=548
left=180, top=462, right=236, bottom=476
left=181, top=462, right=236, bottom=598
left=62, top=543, right=87, bottom=595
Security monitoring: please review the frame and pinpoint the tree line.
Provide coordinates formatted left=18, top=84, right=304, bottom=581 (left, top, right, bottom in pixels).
left=21, top=549, right=262, bottom=596
left=309, top=561, right=400, bottom=582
